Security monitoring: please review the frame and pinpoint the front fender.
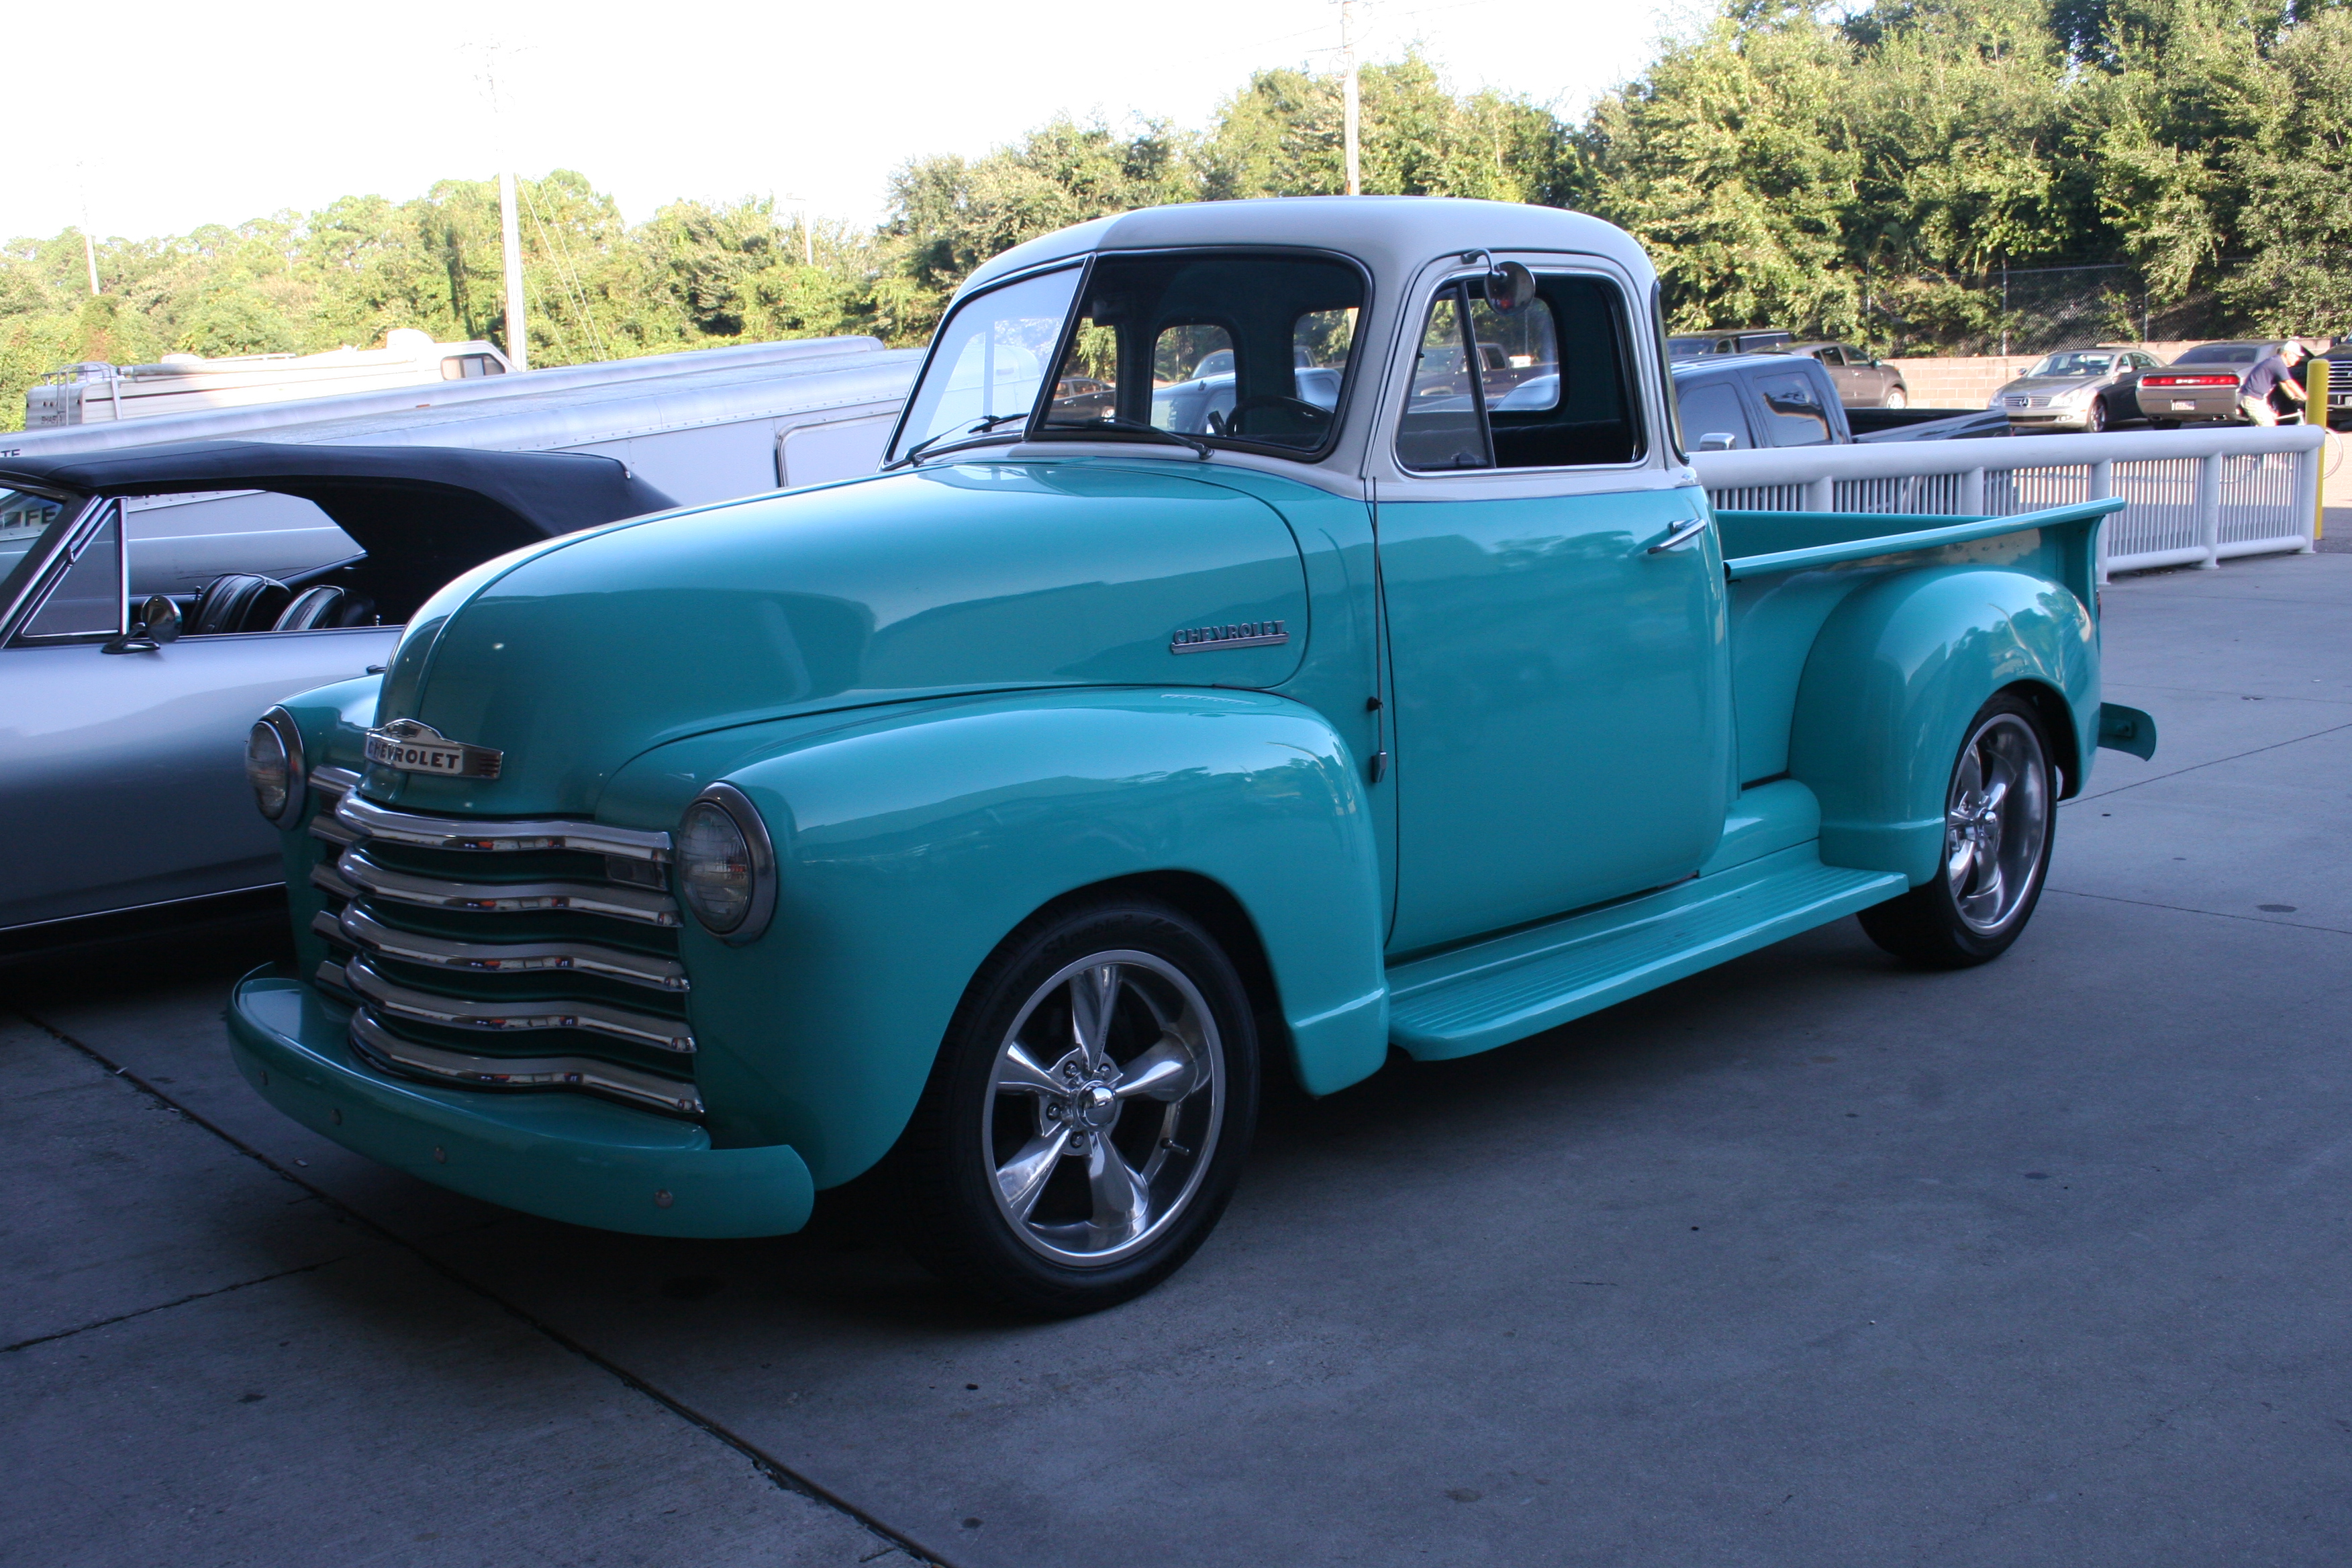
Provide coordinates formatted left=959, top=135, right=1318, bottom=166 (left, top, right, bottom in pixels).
left=1788, top=567, right=2096, bottom=886
left=609, top=689, right=1389, bottom=1187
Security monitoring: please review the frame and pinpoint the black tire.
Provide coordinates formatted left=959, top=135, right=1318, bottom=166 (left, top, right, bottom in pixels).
left=896, top=897, right=1259, bottom=1316
left=2086, top=395, right=2109, bottom=432
left=1859, top=693, right=2057, bottom=969
left=1884, top=385, right=1908, bottom=410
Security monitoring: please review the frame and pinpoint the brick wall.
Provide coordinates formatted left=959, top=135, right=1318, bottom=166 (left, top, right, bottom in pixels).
left=1883, top=340, right=2324, bottom=410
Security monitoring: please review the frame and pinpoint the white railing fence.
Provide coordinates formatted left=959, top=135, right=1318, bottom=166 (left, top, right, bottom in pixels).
left=1690, top=424, right=2328, bottom=579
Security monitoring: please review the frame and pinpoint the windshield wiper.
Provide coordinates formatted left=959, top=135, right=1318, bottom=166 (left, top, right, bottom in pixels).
left=881, top=411, right=1030, bottom=472
left=1074, top=416, right=1212, bottom=459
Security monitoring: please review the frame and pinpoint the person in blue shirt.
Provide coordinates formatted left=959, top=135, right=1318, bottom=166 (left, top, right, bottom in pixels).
left=2239, top=340, right=2309, bottom=426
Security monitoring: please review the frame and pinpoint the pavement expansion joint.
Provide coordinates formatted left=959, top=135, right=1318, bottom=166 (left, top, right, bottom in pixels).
left=2069, top=715, right=2352, bottom=801
left=3, top=1257, right=345, bottom=1355
left=14, top=1008, right=953, bottom=1568
left=2043, top=885, right=2352, bottom=938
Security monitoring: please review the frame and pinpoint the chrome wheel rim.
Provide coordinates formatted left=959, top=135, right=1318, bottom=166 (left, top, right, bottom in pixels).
left=985, top=950, right=1224, bottom=1267
left=1944, top=713, right=2049, bottom=935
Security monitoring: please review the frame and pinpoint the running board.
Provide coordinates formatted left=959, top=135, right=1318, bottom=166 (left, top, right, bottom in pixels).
left=1387, top=846, right=1907, bottom=1061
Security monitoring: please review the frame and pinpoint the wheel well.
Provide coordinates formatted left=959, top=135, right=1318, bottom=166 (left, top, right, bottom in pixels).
left=2002, top=679, right=2082, bottom=798
left=1031, top=871, right=1297, bottom=1090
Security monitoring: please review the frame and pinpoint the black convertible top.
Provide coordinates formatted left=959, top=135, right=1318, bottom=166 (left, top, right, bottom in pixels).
left=0, top=440, right=678, bottom=566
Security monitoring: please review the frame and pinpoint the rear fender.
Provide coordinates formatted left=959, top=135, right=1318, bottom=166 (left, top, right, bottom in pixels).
left=1787, top=567, right=2096, bottom=886
left=622, top=689, right=1389, bottom=1187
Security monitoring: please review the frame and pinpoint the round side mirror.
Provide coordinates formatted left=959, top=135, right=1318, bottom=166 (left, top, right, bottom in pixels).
left=1484, top=260, right=1537, bottom=314
left=141, top=595, right=183, bottom=644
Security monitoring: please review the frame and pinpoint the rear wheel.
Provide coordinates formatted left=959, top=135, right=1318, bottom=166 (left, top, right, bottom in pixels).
left=1859, top=693, right=2056, bottom=968
left=897, top=899, right=1258, bottom=1316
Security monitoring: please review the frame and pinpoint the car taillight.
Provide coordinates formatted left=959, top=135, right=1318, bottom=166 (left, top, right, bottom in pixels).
left=2143, top=374, right=2239, bottom=387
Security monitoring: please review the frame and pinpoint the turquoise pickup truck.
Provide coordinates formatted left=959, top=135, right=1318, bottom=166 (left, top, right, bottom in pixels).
left=228, top=199, right=2155, bottom=1314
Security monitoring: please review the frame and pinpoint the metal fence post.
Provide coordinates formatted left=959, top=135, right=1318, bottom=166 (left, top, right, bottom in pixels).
left=2198, top=452, right=2222, bottom=569
left=1960, top=467, right=1985, bottom=515
left=1807, top=475, right=1834, bottom=512
left=2311, top=356, right=2331, bottom=547
left=2090, top=458, right=2114, bottom=584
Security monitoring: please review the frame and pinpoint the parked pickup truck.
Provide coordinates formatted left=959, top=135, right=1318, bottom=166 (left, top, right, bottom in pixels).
left=226, top=199, right=2156, bottom=1315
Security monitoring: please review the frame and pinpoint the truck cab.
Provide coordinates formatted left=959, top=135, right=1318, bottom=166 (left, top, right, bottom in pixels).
left=227, top=199, right=2146, bottom=1314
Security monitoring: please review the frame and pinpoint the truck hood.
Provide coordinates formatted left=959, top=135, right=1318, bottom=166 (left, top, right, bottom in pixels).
left=364, top=460, right=1314, bottom=818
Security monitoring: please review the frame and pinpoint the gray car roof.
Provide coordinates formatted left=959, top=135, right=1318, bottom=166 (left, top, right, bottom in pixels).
left=961, top=197, right=1657, bottom=297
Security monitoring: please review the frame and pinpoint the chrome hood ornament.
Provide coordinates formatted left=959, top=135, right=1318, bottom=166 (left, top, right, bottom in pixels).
left=364, top=718, right=504, bottom=779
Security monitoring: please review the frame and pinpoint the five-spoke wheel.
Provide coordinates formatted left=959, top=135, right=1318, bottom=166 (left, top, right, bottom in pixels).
left=897, top=899, right=1257, bottom=1314
left=1860, top=693, right=2056, bottom=966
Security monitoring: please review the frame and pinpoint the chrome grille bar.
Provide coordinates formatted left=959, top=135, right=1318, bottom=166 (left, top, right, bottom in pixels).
left=324, top=904, right=688, bottom=993
left=350, top=1010, right=703, bottom=1117
left=330, top=957, right=693, bottom=1052
left=310, top=765, right=362, bottom=800
left=336, top=847, right=679, bottom=926
left=311, top=861, right=360, bottom=901
left=336, top=794, right=672, bottom=863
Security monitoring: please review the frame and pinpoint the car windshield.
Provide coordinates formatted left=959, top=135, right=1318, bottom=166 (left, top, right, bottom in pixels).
left=2031, top=352, right=2116, bottom=377
left=0, top=487, right=79, bottom=611
left=1036, top=250, right=1364, bottom=456
left=2176, top=343, right=2265, bottom=364
left=889, top=267, right=1085, bottom=464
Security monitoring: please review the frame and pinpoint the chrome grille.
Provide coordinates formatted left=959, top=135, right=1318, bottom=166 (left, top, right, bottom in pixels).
left=304, top=769, right=701, bottom=1118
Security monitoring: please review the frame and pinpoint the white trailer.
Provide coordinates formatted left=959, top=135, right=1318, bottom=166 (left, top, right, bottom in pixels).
left=26, top=330, right=511, bottom=427
left=1, top=336, right=920, bottom=598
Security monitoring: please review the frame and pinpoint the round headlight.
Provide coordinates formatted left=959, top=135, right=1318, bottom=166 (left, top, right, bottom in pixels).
left=676, top=784, right=775, bottom=942
left=246, top=709, right=304, bottom=826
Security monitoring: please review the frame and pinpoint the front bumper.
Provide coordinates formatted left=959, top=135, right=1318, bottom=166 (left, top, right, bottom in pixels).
left=226, top=968, right=813, bottom=1238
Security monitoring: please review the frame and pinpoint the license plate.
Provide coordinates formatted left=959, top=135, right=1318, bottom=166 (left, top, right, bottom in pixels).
left=2171, top=400, right=2198, bottom=410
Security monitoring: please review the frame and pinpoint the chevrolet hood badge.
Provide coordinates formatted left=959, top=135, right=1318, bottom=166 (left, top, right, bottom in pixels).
left=364, top=718, right=504, bottom=779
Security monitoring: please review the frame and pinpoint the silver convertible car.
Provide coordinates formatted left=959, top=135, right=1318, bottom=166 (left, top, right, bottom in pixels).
left=0, top=442, right=673, bottom=949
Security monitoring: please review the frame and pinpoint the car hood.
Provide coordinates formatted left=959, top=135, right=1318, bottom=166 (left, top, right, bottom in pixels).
left=1998, top=375, right=2109, bottom=396
left=363, top=460, right=1314, bottom=818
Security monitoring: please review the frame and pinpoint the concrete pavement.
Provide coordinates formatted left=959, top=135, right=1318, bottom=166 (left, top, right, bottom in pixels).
left=5, top=552, right=2347, bottom=1567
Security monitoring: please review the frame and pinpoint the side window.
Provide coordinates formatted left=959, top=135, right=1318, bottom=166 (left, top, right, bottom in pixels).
left=1481, top=275, right=1638, bottom=469
left=1676, top=381, right=1750, bottom=450
left=1817, top=346, right=1846, bottom=366
left=1397, top=273, right=1643, bottom=473
left=19, top=507, right=122, bottom=640
left=1753, top=371, right=1832, bottom=446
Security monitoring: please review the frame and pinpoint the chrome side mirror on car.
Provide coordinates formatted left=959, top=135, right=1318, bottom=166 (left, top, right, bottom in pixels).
left=101, top=595, right=183, bottom=655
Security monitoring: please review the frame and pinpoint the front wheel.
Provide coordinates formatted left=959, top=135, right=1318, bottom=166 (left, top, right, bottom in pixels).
left=2086, top=395, right=2110, bottom=432
left=1884, top=385, right=1908, bottom=409
left=1858, top=694, right=2056, bottom=968
left=896, top=899, right=1259, bottom=1315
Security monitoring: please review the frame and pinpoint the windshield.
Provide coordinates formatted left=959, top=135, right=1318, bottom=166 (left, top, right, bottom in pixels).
left=2177, top=343, right=2264, bottom=364
left=888, top=267, right=1083, bottom=464
left=2030, top=352, right=2116, bottom=377
left=0, top=487, right=79, bottom=613
left=1036, top=251, right=1364, bottom=456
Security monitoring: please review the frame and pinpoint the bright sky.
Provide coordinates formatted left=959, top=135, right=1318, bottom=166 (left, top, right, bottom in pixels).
left=13, top=0, right=1698, bottom=244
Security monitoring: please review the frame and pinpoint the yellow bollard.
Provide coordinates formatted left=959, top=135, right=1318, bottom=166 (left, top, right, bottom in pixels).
left=2312, top=352, right=2330, bottom=542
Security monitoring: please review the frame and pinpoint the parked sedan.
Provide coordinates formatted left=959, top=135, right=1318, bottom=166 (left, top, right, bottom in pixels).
left=0, top=441, right=673, bottom=947
left=1992, top=347, right=2159, bottom=431
left=1776, top=342, right=1909, bottom=409
left=2134, top=340, right=2291, bottom=426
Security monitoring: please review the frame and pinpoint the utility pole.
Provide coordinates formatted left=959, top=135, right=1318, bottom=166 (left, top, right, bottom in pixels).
left=1340, top=0, right=1361, bottom=195
left=77, top=162, right=99, bottom=295
left=499, top=170, right=528, bottom=371
left=483, top=49, right=530, bottom=371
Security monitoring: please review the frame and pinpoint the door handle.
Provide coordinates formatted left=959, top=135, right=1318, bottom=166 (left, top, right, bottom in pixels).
left=1646, top=518, right=1709, bottom=554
